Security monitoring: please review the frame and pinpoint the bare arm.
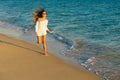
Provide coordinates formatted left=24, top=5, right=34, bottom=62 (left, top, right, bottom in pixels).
left=47, top=29, right=54, bottom=34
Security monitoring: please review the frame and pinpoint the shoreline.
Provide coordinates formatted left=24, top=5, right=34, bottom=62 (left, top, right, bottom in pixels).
left=0, top=34, right=104, bottom=80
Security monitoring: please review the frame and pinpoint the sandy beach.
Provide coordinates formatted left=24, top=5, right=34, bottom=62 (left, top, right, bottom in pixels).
left=0, top=34, right=104, bottom=80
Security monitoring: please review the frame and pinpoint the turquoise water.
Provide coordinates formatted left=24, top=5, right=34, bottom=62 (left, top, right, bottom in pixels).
left=0, top=0, right=120, bottom=80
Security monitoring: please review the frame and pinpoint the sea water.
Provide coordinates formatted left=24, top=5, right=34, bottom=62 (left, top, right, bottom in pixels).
left=0, top=0, right=120, bottom=80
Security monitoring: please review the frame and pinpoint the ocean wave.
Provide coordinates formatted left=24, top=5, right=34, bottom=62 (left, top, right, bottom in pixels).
left=60, top=39, right=120, bottom=80
left=52, top=33, right=73, bottom=48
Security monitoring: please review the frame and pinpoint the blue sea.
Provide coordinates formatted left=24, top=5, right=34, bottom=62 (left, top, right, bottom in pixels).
left=0, top=0, right=120, bottom=80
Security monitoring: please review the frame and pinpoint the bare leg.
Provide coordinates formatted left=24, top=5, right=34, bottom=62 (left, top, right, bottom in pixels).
left=42, top=35, right=48, bottom=56
left=37, top=36, right=41, bottom=44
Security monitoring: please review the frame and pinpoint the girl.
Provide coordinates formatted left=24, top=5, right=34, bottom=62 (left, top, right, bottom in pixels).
left=32, top=8, right=54, bottom=56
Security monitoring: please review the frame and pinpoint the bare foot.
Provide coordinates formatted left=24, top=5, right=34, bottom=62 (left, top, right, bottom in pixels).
left=37, top=42, right=40, bottom=44
left=44, top=53, right=48, bottom=56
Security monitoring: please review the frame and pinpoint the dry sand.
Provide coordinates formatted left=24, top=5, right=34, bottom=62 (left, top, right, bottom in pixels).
left=0, top=34, right=104, bottom=80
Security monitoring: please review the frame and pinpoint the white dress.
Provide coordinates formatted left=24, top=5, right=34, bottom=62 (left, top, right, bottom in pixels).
left=35, top=19, right=48, bottom=36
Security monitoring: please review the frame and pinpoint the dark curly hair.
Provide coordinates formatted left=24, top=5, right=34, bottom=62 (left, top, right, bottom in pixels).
left=32, top=7, right=46, bottom=22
